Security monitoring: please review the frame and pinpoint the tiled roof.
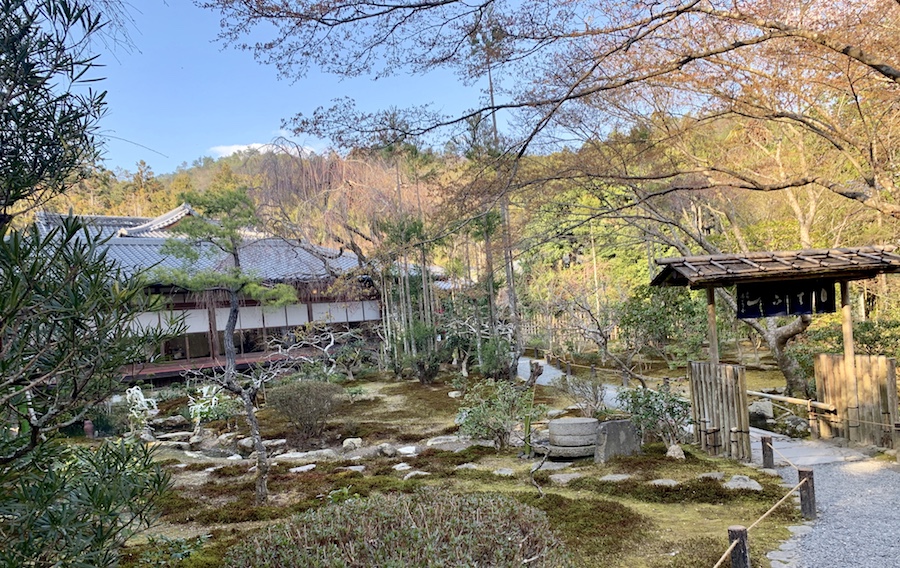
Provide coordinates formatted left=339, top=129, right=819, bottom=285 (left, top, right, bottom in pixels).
left=36, top=208, right=363, bottom=283
left=652, top=246, right=900, bottom=288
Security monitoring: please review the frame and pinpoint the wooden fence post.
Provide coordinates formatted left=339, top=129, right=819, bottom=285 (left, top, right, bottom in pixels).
left=798, top=468, right=816, bottom=520
left=727, top=525, right=751, bottom=568
left=566, top=361, right=572, bottom=377
left=761, top=436, right=774, bottom=469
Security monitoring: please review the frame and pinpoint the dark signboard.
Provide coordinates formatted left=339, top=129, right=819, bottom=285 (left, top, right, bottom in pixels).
left=737, top=280, right=836, bottom=319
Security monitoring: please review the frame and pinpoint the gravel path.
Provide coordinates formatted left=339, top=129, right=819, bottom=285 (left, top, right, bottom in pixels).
left=771, top=459, right=900, bottom=567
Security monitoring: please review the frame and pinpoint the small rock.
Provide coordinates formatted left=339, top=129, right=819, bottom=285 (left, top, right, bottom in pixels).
left=289, top=464, right=317, bottom=473
left=377, top=443, right=397, bottom=457
left=698, top=472, right=725, bottom=481
left=549, top=473, right=583, bottom=486
left=262, top=439, right=288, bottom=449
left=547, top=409, right=567, bottom=419
left=393, top=462, right=412, bottom=471
left=724, top=475, right=763, bottom=491
left=759, top=468, right=780, bottom=477
left=749, top=400, right=775, bottom=419
left=139, top=430, right=156, bottom=443
left=455, top=462, right=478, bottom=470
left=492, top=468, right=515, bottom=477
left=226, top=454, right=243, bottom=460
left=237, top=437, right=255, bottom=450
left=600, top=474, right=633, bottom=482
left=217, top=432, right=240, bottom=446
left=884, top=449, right=898, bottom=457
left=339, top=465, right=366, bottom=473
left=665, top=444, right=686, bottom=460
left=342, top=437, right=363, bottom=451
left=426, top=435, right=462, bottom=446
left=150, top=414, right=190, bottom=428
left=650, top=478, right=679, bottom=487
left=397, top=445, right=419, bottom=456
left=403, top=471, right=430, bottom=481
left=448, top=390, right=463, bottom=398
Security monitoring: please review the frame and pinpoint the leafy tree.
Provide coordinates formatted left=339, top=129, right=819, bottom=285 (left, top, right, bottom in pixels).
left=0, top=0, right=106, bottom=226
left=161, top=173, right=296, bottom=504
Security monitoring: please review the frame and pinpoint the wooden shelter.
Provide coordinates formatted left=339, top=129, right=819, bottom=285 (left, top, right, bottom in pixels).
left=652, top=246, right=900, bottom=453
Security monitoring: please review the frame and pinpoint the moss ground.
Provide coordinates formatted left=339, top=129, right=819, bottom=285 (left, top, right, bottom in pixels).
left=123, top=371, right=795, bottom=568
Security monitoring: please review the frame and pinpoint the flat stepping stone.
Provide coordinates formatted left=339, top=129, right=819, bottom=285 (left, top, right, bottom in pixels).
left=724, top=475, right=763, bottom=491
left=339, top=465, right=366, bottom=473
left=156, top=432, right=193, bottom=441
left=403, top=470, right=430, bottom=481
left=393, top=462, right=412, bottom=471
left=544, top=444, right=596, bottom=458
left=549, top=473, right=583, bottom=486
left=650, top=478, right=679, bottom=487
left=531, top=461, right=573, bottom=472
left=600, top=474, right=633, bottom=482
left=698, top=471, right=725, bottom=481
left=788, top=524, right=813, bottom=536
left=492, top=468, right=515, bottom=477
left=289, top=464, right=317, bottom=473
left=279, top=449, right=339, bottom=462
left=455, top=462, right=478, bottom=470
left=397, top=445, right=419, bottom=456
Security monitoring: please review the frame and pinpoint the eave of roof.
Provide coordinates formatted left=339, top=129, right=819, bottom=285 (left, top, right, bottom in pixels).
left=651, top=246, right=900, bottom=289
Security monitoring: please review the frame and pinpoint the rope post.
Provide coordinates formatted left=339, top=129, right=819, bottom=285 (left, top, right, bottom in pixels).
left=798, top=468, right=816, bottom=520
left=566, top=361, right=572, bottom=378
left=761, top=436, right=774, bottom=469
left=590, top=364, right=597, bottom=381
left=727, top=525, right=751, bottom=568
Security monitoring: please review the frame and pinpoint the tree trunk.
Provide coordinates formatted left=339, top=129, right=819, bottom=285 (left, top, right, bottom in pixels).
left=241, top=390, right=269, bottom=504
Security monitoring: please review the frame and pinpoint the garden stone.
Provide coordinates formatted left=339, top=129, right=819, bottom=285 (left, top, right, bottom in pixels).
left=397, top=445, right=419, bottom=456
left=393, top=462, right=412, bottom=471
left=156, top=432, right=192, bottom=442
left=665, top=444, right=686, bottom=460
left=532, top=461, right=572, bottom=472
left=455, top=462, right=478, bottom=470
left=544, top=444, right=596, bottom=458
left=595, top=419, right=641, bottom=463
left=216, top=432, right=239, bottom=447
left=342, top=437, right=363, bottom=451
left=139, top=430, right=156, bottom=443
left=549, top=473, right=583, bottom=486
left=426, top=435, right=462, bottom=446
left=724, top=475, right=763, bottom=491
left=150, top=414, right=190, bottom=429
left=377, top=443, right=397, bottom=457
left=226, top=454, right=243, bottom=460
left=600, top=474, right=633, bottom=482
left=492, top=468, right=515, bottom=477
left=344, top=446, right=381, bottom=460
left=782, top=416, right=810, bottom=437
left=760, top=468, right=780, bottom=477
left=403, top=471, right=430, bottom=480
left=262, top=438, right=288, bottom=449
left=650, top=478, right=679, bottom=487
left=237, top=437, right=255, bottom=450
left=448, top=390, right=463, bottom=398
left=749, top=400, right=775, bottom=419
left=698, top=472, right=725, bottom=481
left=289, top=464, right=317, bottom=473
left=547, top=409, right=567, bottom=419
left=278, top=449, right=339, bottom=462
left=339, top=465, right=366, bottom=473
left=549, top=417, right=599, bottom=439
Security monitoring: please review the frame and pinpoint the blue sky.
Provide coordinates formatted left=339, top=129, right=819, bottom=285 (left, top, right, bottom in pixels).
left=97, top=1, right=480, bottom=175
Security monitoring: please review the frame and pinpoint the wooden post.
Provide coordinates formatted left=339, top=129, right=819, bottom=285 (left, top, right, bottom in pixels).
left=841, top=281, right=860, bottom=443
left=727, top=525, right=751, bottom=568
left=798, top=468, right=816, bottom=520
left=761, top=436, right=774, bottom=469
left=566, top=361, right=572, bottom=377
left=706, top=287, right=719, bottom=365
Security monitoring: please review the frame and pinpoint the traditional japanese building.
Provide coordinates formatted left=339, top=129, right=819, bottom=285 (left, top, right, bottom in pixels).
left=36, top=205, right=380, bottom=378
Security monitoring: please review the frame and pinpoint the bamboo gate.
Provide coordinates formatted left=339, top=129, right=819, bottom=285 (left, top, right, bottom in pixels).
left=814, top=354, right=899, bottom=447
left=688, top=361, right=752, bottom=461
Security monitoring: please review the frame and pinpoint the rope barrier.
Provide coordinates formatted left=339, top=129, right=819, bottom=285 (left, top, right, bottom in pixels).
left=764, top=440, right=800, bottom=471
left=712, top=539, right=739, bottom=568
left=747, top=478, right=806, bottom=532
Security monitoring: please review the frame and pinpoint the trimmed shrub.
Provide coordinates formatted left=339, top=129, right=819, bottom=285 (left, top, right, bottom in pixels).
left=456, top=379, right=545, bottom=449
left=267, top=380, right=344, bottom=438
left=223, top=490, right=573, bottom=567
